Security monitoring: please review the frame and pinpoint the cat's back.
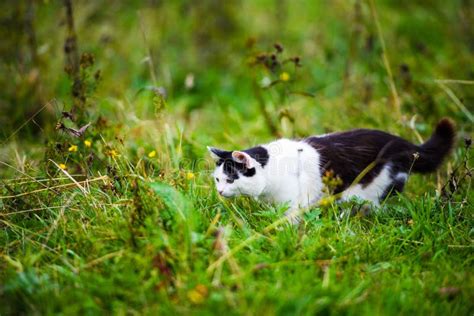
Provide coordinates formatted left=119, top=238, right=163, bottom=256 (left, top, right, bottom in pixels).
left=263, top=138, right=321, bottom=159
left=260, top=138, right=322, bottom=175
left=302, top=128, right=418, bottom=193
left=304, top=128, right=417, bottom=158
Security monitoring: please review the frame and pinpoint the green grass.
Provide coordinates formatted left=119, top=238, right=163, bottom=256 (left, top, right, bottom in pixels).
left=1, top=0, right=473, bottom=315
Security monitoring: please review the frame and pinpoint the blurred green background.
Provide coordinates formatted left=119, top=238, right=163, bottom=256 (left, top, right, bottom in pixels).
left=1, top=0, right=473, bottom=142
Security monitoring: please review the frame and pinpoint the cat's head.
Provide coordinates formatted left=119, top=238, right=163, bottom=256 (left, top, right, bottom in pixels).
left=207, top=146, right=269, bottom=198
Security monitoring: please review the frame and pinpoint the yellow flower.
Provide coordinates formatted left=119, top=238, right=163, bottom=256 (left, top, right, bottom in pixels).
left=108, top=149, right=119, bottom=158
left=319, top=196, right=335, bottom=207
left=279, top=72, right=290, bottom=82
left=187, top=284, right=208, bottom=304
left=148, top=150, right=156, bottom=158
left=186, top=172, right=195, bottom=180
left=68, top=145, right=78, bottom=152
left=84, top=140, right=92, bottom=148
left=58, top=163, right=67, bottom=170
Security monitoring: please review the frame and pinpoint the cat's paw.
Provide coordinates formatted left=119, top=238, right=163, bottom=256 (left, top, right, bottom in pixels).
left=284, top=210, right=301, bottom=225
left=349, top=203, right=373, bottom=217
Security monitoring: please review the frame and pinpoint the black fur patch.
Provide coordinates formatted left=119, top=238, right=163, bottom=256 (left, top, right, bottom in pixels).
left=243, top=146, right=270, bottom=167
left=413, top=118, right=456, bottom=173
left=212, top=146, right=269, bottom=178
left=381, top=175, right=406, bottom=201
left=305, top=129, right=419, bottom=194
left=305, top=120, right=455, bottom=196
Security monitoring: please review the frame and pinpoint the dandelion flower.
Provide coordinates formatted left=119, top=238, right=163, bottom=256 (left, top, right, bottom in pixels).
left=68, top=145, right=78, bottom=152
left=279, top=72, right=290, bottom=82
left=319, top=196, right=335, bottom=207
left=59, top=163, right=67, bottom=170
left=84, top=140, right=92, bottom=148
left=187, top=284, right=208, bottom=304
left=186, top=172, right=195, bottom=180
left=148, top=150, right=156, bottom=158
left=108, top=149, right=119, bottom=158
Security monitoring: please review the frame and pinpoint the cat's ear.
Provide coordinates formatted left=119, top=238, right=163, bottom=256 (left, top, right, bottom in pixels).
left=207, top=146, right=230, bottom=161
left=232, top=151, right=257, bottom=168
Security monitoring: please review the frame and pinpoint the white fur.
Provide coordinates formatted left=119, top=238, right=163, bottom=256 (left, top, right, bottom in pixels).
left=341, top=164, right=393, bottom=205
left=210, top=139, right=403, bottom=223
left=395, top=172, right=408, bottom=182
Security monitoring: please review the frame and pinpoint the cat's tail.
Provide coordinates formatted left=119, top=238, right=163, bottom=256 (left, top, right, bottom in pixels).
left=412, top=118, right=456, bottom=173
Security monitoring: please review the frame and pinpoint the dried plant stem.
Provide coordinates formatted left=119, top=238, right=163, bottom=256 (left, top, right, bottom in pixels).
left=82, top=250, right=125, bottom=270
left=369, top=0, right=401, bottom=117
left=49, top=160, right=88, bottom=194
left=138, top=10, right=158, bottom=85
left=253, top=80, right=280, bottom=137
left=343, top=0, right=362, bottom=90
left=63, top=0, right=86, bottom=118
left=1, top=99, right=55, bottom=144
left=0, top=202, right=130, bottom=217
left=434, top=79, right=474, bottom=85
left=0, top=160, right=55, bottom=194
left=437, top=82, right=474, bottom=123
left=64, top=0, right=79, bottom=77
left=0, top=175, right=108, bottom=200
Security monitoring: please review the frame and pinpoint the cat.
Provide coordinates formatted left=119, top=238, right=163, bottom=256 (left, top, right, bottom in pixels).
left=208, top=118, right=456, bottom=223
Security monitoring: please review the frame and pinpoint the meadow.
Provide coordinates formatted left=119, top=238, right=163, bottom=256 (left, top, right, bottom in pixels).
left=0, top=1, right=473, bottom=314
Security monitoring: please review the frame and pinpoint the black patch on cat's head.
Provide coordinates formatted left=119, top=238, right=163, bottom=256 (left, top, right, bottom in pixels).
left=243, top=146, right=269, bottom=167
left=221, top=159, right=255, bottom=180
left=209, top=146, right=269, bottom=178
left=208, top=147, right=231, bottom=161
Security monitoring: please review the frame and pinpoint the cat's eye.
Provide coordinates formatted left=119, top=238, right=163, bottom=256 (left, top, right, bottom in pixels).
left=215, top=177, right=219, bottom=182
left=226, top=179, right=234, bottom=184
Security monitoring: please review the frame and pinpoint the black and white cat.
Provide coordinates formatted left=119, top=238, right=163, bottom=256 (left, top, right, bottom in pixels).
left=208, top=119, right=456, bottom=222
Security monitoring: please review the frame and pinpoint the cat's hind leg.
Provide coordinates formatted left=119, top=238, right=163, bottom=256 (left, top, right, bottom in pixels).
left=340, top=165, right=391, bottom=204
left=379, top=172, right=408, bottom=202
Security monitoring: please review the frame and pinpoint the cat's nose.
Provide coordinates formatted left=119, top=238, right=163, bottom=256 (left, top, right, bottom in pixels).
left=218, top=190, right=224, bottom=195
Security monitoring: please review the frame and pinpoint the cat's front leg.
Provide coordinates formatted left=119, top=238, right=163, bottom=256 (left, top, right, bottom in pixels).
left=283, top=194, right=320, bottom=224
left=284, top=205, right=302, bottom=225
